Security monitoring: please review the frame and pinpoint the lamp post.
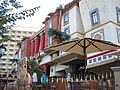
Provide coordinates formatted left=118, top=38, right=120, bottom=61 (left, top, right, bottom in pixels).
left=0, top=44, right=6, bottom=58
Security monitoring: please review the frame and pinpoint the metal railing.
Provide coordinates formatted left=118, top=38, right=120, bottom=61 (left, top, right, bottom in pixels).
left=0, top=74, right=115, bottom=90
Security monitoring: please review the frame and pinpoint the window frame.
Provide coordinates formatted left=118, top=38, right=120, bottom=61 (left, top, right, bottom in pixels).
left=116, top=7, right=120, bottom=23
left=90, top=8, right=100, bottom=26
left=103, top=55, right=107, bottom=59
left=89, top=59, right=92, bottom=64
left=64, top=26, right=70, bottom=35
left=63, top=12, right=69, bottom=25
left=98, top=57, right=101, bottom=61
left=93, top=58, right=97, bottom=62
left=48, top=20, right=52, bottom=45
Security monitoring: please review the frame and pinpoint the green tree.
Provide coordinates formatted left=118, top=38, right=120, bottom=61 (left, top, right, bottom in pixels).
left=0, top=0, right=40, bottom=43
left=27, top=60, right=42, bottom=84
left=10, top=59, right=42, bottom=84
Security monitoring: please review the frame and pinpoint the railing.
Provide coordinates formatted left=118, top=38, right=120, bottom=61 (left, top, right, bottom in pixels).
left=47, top=75, right=115, bottom=90
left=0, top=75, right=115, bottom=90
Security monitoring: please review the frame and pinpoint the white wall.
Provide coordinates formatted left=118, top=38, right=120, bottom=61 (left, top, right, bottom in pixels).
left=40, top=55, right=52, bottom=65
left=79, top=0, right=120, bottom=45
left=61, top=5, right=84, bottom=39
left=50, top=64, right=68, bottom=77
left=79, top=0, right=120, bottom=65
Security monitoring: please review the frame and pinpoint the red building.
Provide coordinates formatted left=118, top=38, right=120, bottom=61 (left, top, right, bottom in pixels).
left=18, top=6, right=63, bottom=75
left=43, top=7, right=63, bottom=48
left=40, top=7, right=63, bottom=74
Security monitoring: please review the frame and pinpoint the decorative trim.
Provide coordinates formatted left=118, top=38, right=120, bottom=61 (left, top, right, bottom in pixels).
left=70, top=21, right=120, bottom=36
left=85, top=20, right=120, bottom=34
left=70, top=31, right=84, bottom=36
left=91, top=29, right=104, bottom=40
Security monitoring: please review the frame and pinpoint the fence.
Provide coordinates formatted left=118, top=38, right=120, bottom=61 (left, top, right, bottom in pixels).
left=47, top=75, right=115, bottom=90
left=0, top=75, right=115, bottom=90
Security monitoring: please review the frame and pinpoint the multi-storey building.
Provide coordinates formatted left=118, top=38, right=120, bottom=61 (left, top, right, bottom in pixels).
left=0, top=27, right=36, bottom=74
left=17, top=0, right=120, bottom=86
left=79, top=0, right=120, bottom=74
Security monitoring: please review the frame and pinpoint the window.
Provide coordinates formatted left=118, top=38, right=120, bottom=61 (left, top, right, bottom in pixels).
left=98, top=57, right=101, bottom=61
left=64, top=26, right=70, bottom=34
left=21, top=52, right=24, bottom=59
left=89, top=60, right=92, bottom=63
left=103, top=55, right=107, bottom=59
left=108, top=55, right=112, bottom=58
left=116, top=7, right=120, bottom=23
left=48, top=20, right=52, bottom=45
left=48, top=36, right=52, bottom=45
left=64, top=13, right=69, bottom=25
left=93, top=58, right=96, bottom=62
left=117, top=28, right=120, bottom=43
left=48, top=20, right=52, bottom=28
left=21, top=42, right=24, bottom=50
left=90, top=8, right=100, bottom=26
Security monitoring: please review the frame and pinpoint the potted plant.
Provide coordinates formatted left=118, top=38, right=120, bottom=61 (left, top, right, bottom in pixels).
left=48, top=28, right=70, bottom=45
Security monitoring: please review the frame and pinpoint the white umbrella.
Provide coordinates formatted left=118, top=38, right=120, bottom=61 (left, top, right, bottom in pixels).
left=47, top=38, right=120, bottom=56
left=46, top=38, right=120, bottom=75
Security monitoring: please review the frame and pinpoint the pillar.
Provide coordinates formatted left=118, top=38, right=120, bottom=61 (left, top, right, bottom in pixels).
left=111, top=66, right=120, bottom=90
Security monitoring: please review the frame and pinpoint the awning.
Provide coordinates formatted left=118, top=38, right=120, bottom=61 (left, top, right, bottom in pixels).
left=52, top=52, right=84, bottom=64
left=39, top=55, right=54, bottom=66
left=40, top=61, right=54, bottom=66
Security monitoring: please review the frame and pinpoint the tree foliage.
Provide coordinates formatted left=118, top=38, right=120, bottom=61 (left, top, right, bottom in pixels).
left=27, top=60, right=42, bottom=84
left=48, top=28, right=70, bottom=42
left=0, top=0, right=40, bottom=43
left=10, top=59, right=42, bottom=84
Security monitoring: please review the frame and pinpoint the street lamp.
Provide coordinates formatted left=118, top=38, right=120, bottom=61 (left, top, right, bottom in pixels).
left=0, top=44, right=6, bottom=58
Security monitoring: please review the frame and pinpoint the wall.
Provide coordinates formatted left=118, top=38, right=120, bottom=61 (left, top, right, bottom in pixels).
left=79, top=0, right=120, bottom=45
left=61, top=5, right=84, bottom=39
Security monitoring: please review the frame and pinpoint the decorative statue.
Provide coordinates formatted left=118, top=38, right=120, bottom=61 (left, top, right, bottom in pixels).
left=4, top=58, right=32, bottom=90
left=65, top=65, right=76, bottom=90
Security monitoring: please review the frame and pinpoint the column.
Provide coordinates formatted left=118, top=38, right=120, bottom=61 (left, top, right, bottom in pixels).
left=111, top=66, right=120, bottom=90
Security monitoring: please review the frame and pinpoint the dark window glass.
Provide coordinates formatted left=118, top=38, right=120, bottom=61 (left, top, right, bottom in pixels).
left=64, top=13, right=69, bottom=24
left=64, top=26, right=70, bottom=34
left=98, top=57, right=101, bottom=61
left=103, top=55, right=107, bottom=59
left=89, top=60, right=92, bottom=63
left=93, top=58, right=96, bottom=62
left=108, top=55, right=112, bottom=58
left=90, top=8, right=100, bottom=26
left=116, top=7, right=120, bottom=23
left=48, top=20, right=52, bottom=45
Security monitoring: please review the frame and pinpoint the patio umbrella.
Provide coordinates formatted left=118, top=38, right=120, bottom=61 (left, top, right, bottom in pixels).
left=46, top=38, right=120, bottom=76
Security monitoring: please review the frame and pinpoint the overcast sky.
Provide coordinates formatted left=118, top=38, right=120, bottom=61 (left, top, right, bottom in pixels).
left=14, top=0, right=72, bottom=31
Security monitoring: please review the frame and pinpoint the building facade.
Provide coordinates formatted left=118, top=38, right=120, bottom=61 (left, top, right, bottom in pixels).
left=17, top=0, right=120, bottom=83
left=0, top=27, right=36, bottom=74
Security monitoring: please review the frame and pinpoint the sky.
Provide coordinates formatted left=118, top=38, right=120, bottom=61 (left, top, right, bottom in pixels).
left=14, top=0, right=72, bottom=31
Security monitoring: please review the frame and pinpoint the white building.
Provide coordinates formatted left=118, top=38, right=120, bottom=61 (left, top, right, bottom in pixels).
left=79, top=0, right=120, bottom=65
left=0, top=26, right=37, bottom=74
left=48, top=0, right=120, bottom=77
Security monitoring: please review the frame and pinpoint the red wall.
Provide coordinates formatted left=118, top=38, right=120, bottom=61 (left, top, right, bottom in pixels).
left=35, top=37, right=40, bottom=54
left=24, top=38, right=31, bottom=57
left=39, top=33, right=45, bottom=51
left=44, top=10, right=62, bottom=48
left=30, top=40, right=35, bottom=56
left=52, top=13, right=59, bottom=29
left=45, top=22, right=49, bottom=48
